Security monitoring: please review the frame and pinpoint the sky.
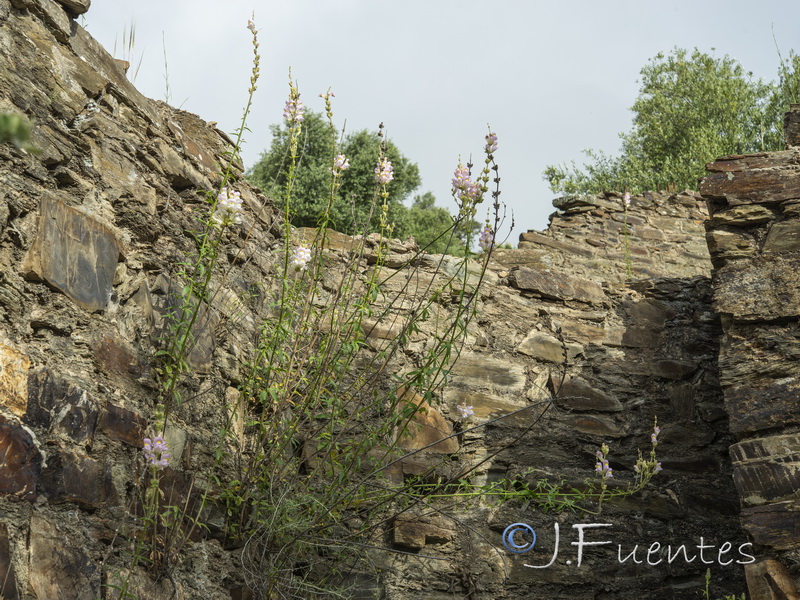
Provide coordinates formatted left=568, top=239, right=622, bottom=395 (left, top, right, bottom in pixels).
left=83, top=1, right=800, bottom=245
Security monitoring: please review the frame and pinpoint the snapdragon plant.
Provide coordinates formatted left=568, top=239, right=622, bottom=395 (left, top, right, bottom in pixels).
left=112, top=18, right=665, bottom=599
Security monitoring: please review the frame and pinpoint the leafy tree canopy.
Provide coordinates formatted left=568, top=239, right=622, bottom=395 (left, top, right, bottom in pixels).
left=544, top=47, right=800, bottom=195
left=248, top=110, right=479, bottom=254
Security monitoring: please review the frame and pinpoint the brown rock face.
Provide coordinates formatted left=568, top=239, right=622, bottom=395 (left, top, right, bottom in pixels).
left=0, top=523, right=19, bottom=600
left=702, top=105, right=800, bottom=598
left=0, top=339, right=29, bottom=416
left=22, top=196, right=121, bottom=312
left=509, top=266, right=607, bottom=305
left=97, top=403, right=146, bottom=447
left=0, top=416, right=41, bottom=501
left=27, top=514, right=100, bottom=599
left=0, top=0, right=786, bottom=596
left=394, top=388, right=458, bottom=454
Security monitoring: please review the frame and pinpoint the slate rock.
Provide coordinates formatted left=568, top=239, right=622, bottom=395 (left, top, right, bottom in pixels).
left=730, top=434, right=800, bottom=507
left=0, top=415, right=41, bottom=501
left=744, top=559, right=800, bottom=600
left=509, top=267, right=606, bottom=305
left=553, top=375, right=622, bottom=412
left=26, top=368, right=98, bottom=444
left=517, top=330, right=583, bottom=363
left=764, top=220, right=800, bottom=253
left=395, top=388, right=458, bottom=454
left=0, top=338, right=29, bottom=416
left=22, top=196, right=121, bottom=312
left=0, top=523, right=19, bottom=600
left=393, top=512, right=455, bottom=550
left=27, top=513, right=100, bottom=599
left=97, top=402, right=145, bottom=447
left=448, top=353, right=526, bottom=393
left=39, top=449, right=115, bottom=508
left=741, top=500, right=800, bottom=550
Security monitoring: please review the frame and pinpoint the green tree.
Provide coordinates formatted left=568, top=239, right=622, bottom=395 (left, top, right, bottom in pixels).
left=544, top=47, right=800, bottom=195
left=248, top=111, right=421, bottom=235
left=400, top=192, right=480, bottom=255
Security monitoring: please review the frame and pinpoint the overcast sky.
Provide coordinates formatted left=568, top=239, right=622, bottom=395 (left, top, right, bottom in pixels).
left=84, top=1, right=800, bottom=244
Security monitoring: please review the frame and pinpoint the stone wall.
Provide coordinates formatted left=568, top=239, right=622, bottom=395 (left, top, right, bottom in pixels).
left=0, top=0, right=784, bottom=598
left=701, top=122, right=800, bottom=598
left=372, top=191, right=746, bottom=599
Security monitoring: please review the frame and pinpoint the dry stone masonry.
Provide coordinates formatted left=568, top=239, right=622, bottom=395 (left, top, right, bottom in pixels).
left=0, top=0, right=798, bottom=598
left=700, top=113, right=800, bottom=599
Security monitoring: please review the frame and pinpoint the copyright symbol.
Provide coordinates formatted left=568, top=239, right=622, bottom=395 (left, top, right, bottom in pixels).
left=502, top=522, right=536, bottom=554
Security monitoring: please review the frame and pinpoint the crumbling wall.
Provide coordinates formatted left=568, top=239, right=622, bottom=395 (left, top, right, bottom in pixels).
left=374, top=192, right=745, bottom=599
left=0, top=0, right=758, bottom=598
left=701, top=115, right=800, bottom=599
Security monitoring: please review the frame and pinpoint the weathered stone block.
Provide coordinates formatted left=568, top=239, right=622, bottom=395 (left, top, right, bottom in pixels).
left=724, top=378, right=800, bottom=434
left=744, top=559, right=800, bottom=600
left=393, top=512, right=455, bottom=550
left=508, top=267, right=606, bottom=305
left=443, top=389, right=533, bottom=426
left=553, top=376, right=622, bottom=412
left=701, top=168, right=800, bottom=205
left=713, top=256, right=800, bottom=320
left=764, top=220, right=800, bottom=253
left=22, top=196, right=121, bottom=312
left=566, top=415, right=625, bottom=437
left=98, top=403, right=145, bottom=447
left=56, top=0, right=90, bottom=16
left=92, top=335, right=145, bottom=378
left=26, top=368, right=98, bottom=444
left=448, top=353, right=526, bottom=393
left=0, top=416, right=41, bottom=501
left=0, top=338, right=29, bottom=416
left=395, top=388, right=458, bottom=454
left=706, top=230, right=756, bottom=260
left=362, top=316, right=406, bottom=341
left=516, top=330, right=583, bottom=363
left=39, top=450, right=115, bottom=508
left=741, top=501, right=800, bottom=550
left=0, top=523, right=19, bottom=600
left=731, top=434, right=800, bottom=507
left=28, top=513, right=100, bottom=599
left=710, top=204, right=775, bottom=226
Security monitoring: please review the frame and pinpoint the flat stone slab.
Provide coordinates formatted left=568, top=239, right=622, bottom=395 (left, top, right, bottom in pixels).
left=713, top=256, right=800, bottom=321
left=22, top=196, right=121, bottom=312
left=730, top=434, right=800, bottom=507
left=0, top=416, right=41, bottom=501
left=509, top=267, right=606, bottom=305
left=0, top=339, right=29, bottom=417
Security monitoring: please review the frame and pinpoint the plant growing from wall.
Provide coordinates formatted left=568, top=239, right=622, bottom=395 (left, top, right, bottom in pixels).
left=110, top=18, right=666, bottom=599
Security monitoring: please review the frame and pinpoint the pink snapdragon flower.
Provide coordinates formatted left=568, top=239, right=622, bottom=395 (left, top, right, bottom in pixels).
left=375, top=158, right=394, bottom=184
left=594, top=444, right=612, bottom=479
left=330, top=154, right=350, bottom=173
left=283, top=98, right=304, bottom=123
left=213, top=187, right=243, bottom=225
left=451, top=164, right=481, bottom=203
left=292, top=246, right=311, bottom=271
left=485, top=132, right=498, bottom=154
left=456, top=404, right=474, bottom=419
left=478, top=224, right=494, bottom=252
left=143, top=435, right=170, bottom=469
